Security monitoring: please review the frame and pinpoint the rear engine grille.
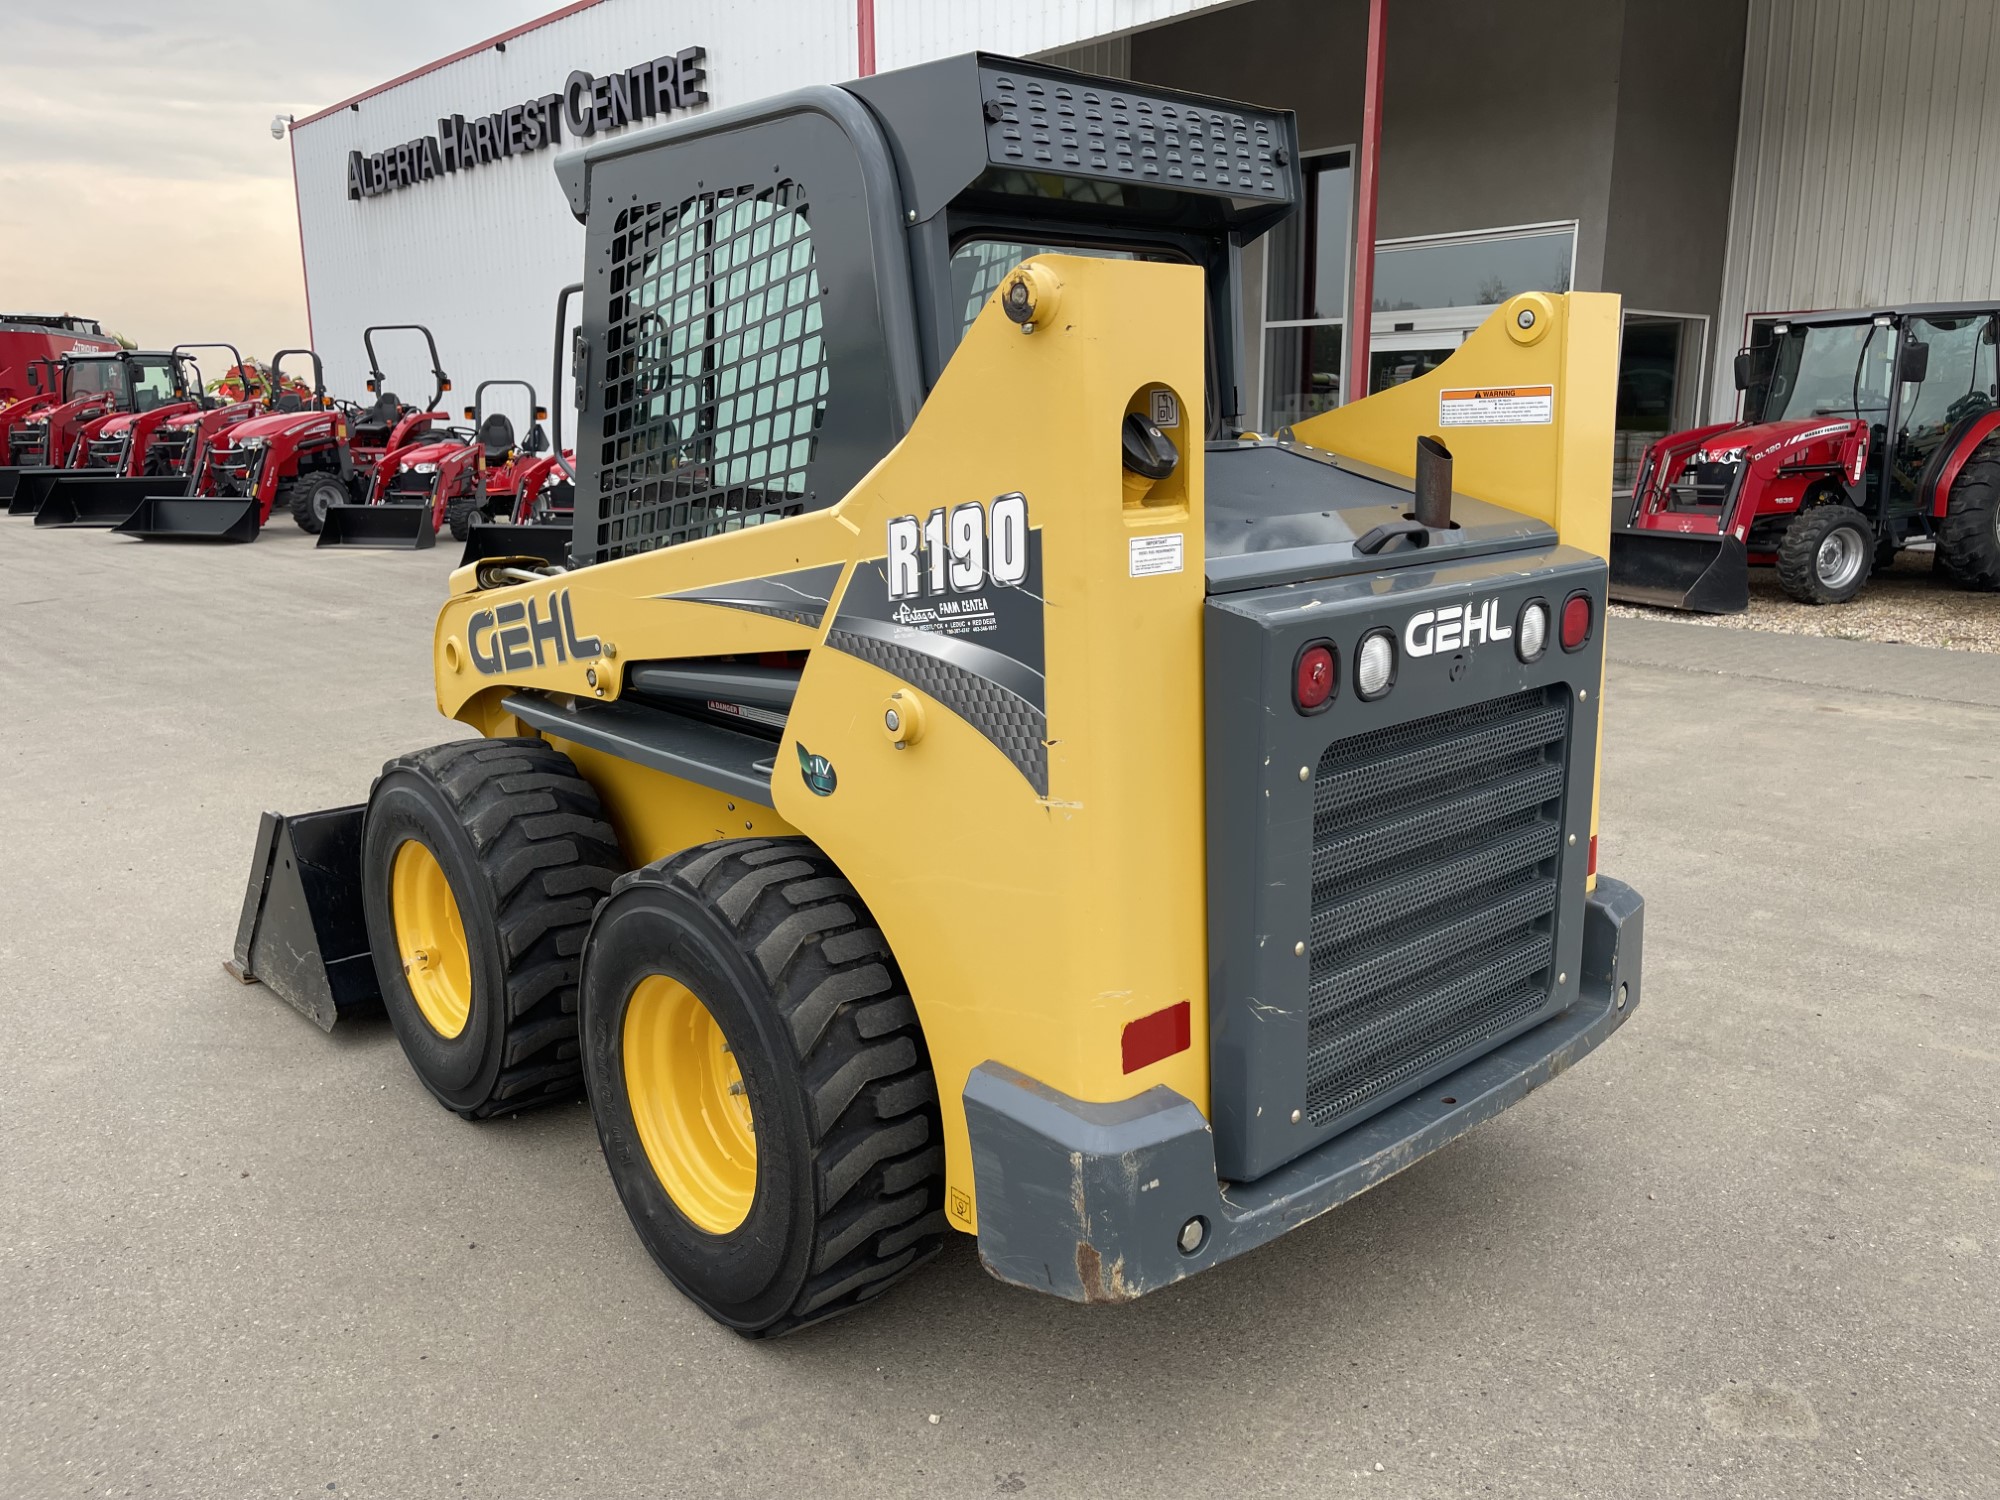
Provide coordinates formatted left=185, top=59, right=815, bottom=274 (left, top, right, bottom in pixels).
left=1305, top=688, right=1570, bottom=1129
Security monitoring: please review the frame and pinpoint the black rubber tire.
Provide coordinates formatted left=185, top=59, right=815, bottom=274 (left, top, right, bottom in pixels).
left=579, top=838, right=948, bottom=1337
left=1775, top=502, right=1874, bottom=605
left=290, top=472, right=344, bottom=535
left=361, top=738, right=623, bottom=1119
left=446, top=490, right=486, bottom=542
left=1939, top=447, right=2000, bottom=589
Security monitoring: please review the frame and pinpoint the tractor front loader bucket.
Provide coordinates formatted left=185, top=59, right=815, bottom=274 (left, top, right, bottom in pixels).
left=457, top=520, right=570, bottom=569
left=5, top=468, right=67, bottom=516
left=224, top=807, right=382, bottom=1031
left=317, top=502, right=436, bottom=549
left=114, top=495, right=261, bottom=543
left=1607, top=527, right=1750, bottom=614
left=31, top=475, right=163, bottom=529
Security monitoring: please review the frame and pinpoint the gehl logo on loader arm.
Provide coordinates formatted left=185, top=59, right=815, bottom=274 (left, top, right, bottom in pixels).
left=467, top=588, right=600, bottom=674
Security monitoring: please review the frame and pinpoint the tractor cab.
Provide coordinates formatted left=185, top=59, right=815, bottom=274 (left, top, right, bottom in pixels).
left=1613, top=302, right=2000, bottom=609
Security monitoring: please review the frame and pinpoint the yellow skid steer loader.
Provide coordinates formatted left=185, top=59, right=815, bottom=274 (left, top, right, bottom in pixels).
left=230, top=53, right=1644, bottom=1335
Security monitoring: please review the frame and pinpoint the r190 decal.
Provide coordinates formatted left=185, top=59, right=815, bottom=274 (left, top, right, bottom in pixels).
left=887, top=492, right=1028, bottom=601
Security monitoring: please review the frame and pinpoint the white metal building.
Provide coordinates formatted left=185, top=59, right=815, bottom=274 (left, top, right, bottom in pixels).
left=289, top=0, right=2000, bottom=460
left=286, top=0, right=1222, bottom=428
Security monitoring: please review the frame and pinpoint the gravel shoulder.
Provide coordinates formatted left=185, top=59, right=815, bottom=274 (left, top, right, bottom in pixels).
left=1609, top=545, right=2000, bottom=653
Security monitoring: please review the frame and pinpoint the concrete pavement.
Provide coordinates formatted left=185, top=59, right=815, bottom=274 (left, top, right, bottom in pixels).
left=1, top=523, right=1993, bottom=1499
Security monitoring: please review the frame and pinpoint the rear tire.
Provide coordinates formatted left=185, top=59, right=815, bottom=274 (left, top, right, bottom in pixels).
left=1776, top=503, right=1874, bottom=604
left=1939, top=447, right=2000, bottom=589
left=579, top=838, right=948, bottom=1337
left=361, top=739, right=623, bottom=1119
left=291, top=472, right=344, bottom=535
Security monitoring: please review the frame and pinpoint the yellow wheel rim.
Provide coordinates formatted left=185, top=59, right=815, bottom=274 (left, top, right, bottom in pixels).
left=623, top=975, right=757, bottom=1234
left=389, top=840, right=473, bottom=1039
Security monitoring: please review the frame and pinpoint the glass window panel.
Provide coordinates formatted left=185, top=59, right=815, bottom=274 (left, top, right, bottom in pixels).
left=1368, top=344, right=1454, bottom=392
left=1264, top=152, right=1351, bottom=322
left=1763, top=322, right=1896, bottom=422
left=1262, top=324, right=1343, bottom=428
left=1307, top=160, right=1352, bottom=321
left=1373, top=228, right=1574, bottom=312
left=1901, top=315, right=1997, bottom=441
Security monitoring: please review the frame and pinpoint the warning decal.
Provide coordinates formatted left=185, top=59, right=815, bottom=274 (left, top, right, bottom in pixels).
left=1438, top=385, right=1555, bottom=428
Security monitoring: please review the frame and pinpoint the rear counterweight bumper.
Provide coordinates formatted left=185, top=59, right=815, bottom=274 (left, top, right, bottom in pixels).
left=964, top=876, right=1644, bottom=1304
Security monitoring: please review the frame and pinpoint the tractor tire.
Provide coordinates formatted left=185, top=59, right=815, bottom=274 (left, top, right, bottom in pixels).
left=1938, top=447, right=2000, bottom=589
left=579, top=838, right=948, bottom=1338
left=446, top=491, right=485, bottom=542
left=1776, top=503, right=1874, bottom=605
left=291, top=472, right=344, bottom=535
left=360, top=739, right=623, bottom=1119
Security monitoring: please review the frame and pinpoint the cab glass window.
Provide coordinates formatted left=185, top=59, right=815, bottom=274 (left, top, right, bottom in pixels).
left=1900, top=315, right=1997, bottom=442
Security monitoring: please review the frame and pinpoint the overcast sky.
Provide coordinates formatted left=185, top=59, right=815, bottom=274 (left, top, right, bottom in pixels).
left=0, top=2, right=556, bottom=358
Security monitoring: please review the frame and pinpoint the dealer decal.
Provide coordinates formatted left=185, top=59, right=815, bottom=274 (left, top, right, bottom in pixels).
left=826, top=492, right=1050, bottom=795
left=467, top=589, right=600, bottom=674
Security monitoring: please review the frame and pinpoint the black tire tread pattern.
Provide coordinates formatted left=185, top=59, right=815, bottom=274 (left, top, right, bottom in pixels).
left=378, top=737, right=621, bottom=1117
left=1939, top=449, right=2000, bottom=589
left=628, top=837, right=948, bottom=1335
left=1775, top=501, right=1873, bottom=605
left=446, top=489, right=484, bottom=542
left=289, top=473, right=341, bottom=535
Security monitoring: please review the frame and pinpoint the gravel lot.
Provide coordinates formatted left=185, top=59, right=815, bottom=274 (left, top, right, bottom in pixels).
left=2, top=524, right=1996, bottom=1499
left=1610, top=545, right=2000, bottom=653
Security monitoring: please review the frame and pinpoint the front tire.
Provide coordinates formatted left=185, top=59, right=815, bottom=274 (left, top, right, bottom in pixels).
left=361, top=739, right=623, bottom=1118
left=446, top=490, right=486, bottom=542
left=291, top=472, right=344, bottom=535
left=579, top=839, right=948, bottom=1337
left=1776, top=502, right=1874, bottom=604
left=1939, top=446, right=2000, bottom=589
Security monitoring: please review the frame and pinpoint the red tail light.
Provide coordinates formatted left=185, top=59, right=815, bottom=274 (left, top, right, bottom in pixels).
left=1561, top=593, right=1593, bottom=651
left=1294, top=641, right=1336, bottom=714
left=1122, top=1001, right=1192, bottom=1074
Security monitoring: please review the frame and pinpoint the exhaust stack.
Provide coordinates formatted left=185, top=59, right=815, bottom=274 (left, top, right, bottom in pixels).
left=1414, top=435, right=1453, bottom=530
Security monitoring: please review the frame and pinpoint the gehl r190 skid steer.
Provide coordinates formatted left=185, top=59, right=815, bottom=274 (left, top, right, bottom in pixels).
left=231, top=54, right=1645, bottom=1335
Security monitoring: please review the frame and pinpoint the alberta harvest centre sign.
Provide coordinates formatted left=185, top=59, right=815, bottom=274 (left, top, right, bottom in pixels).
left=344, top=47, right=709, bottom=201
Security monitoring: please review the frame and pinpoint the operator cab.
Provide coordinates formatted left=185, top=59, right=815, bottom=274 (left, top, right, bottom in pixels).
left=1740, top=305, right=2000, bottom=529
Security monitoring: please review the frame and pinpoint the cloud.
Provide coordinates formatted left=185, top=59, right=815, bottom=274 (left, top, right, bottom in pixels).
left=0, top=2, right=558, bottom=357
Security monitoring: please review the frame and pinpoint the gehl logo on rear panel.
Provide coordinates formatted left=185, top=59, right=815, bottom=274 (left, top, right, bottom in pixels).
left=1405, top=598, right=1513, bottom=657
left=468, top=589, right=600, bottom=675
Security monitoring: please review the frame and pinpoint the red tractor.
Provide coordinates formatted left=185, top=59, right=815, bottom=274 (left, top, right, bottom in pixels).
left=3, top=349, right=195, bottom=516
left=1612, top=302, right=2000, bottom=610
left=446, top=378, right=571, bottom=537
left=114, top=349, right=352, bottom=543
left=314, top=325, right=469, bottom=548
left=32, top=344, right=269, bottom=527
left=203, top=327, right=455, bottom=540
left=454, top=284, right=583, bottom=568
left=0, top=312, right=120, bottom=404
